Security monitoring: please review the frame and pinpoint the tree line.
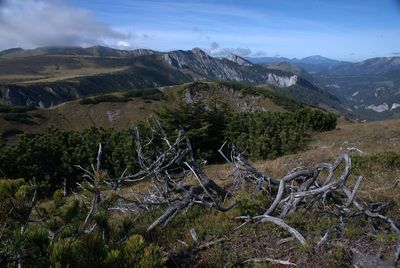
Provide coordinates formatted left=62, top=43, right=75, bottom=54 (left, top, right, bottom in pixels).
left=0, top=101, right=337, bottom=194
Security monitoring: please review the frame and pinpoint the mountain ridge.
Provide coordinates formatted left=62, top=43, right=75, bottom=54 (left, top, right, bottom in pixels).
left=0, top=45, right=157, bottom=58
left=0, top=46, right=342, bottom=113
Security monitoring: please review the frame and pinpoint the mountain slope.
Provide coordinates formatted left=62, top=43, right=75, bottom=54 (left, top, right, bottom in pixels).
left=0, top=47, right=342, bottom=112
left=0, top=81, right=306, bottom=136
left=294, top=55, right=343, bottom=65
left=247, top=54, right=400, bottom=120
left=0, top=45, right=156, bottom=58
left=246, top=55, right=351, bottom=73
left=314, top=57, right=400, bottom=120
left=326, top=56, right=400, bottom=75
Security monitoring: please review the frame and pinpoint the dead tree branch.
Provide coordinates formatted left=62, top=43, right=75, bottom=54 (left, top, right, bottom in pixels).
left=73, top=128, right=399, bottom=265
left=85, top=123, right=239, bottom=232
left=222, top=143, right=400, bottom=264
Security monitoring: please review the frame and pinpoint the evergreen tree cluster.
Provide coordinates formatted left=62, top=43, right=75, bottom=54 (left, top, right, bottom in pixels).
left=0, top=127, right=138, bottom=194
left=0, top=179, right=168, bottom=267
left=0, top=102, right=336, bottom=194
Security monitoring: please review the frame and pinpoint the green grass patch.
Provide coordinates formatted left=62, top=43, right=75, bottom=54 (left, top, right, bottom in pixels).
left=79, top=88, right=164, bottom=105
left=79, top=94, right=129, bottom=105
left=353, top=151, right=400, bottom=171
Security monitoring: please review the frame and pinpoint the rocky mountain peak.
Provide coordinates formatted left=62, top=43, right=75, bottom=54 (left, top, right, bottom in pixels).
left=191, top=47, right=209, bottom=57
left=226, top=54, right=253, bottom=66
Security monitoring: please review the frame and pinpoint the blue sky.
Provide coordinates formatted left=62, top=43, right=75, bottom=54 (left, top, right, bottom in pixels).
left=1, top=0, right=400, bottom=61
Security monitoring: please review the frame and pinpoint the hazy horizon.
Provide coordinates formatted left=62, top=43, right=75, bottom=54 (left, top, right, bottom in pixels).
left=1, top=0, right=399, bottom=61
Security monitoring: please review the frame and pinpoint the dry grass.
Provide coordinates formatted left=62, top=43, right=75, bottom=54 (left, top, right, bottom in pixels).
left=0, top=55, right=130, bottom=84
left=195, top=119, right=400, bottom=186
left=185, top=120, right=400, bottom=266
left=19, top=67, right=130, bottom=84
left=0, top=67, right=129, bottom=84
left=249, top=119, right=400, bottom=177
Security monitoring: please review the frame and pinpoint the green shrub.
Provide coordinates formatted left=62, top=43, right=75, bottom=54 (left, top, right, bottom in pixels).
left=105, top=249, right=123, bottom=267
left=226, top=108, right=336, bottom=159
left=235, top=195, right=272, bottom=217
left=79, top=94, right=129, bottom=105
left=52, top=189, right=65, bottom=207
left=123, top=88, right=163, bottom=100
left=60, top=199, right=80, bottom=223
left=79, top=89, right=164, bottom=105
left=2, top=113, right=36, bottom=124
left=139, top=245, right=168, bottom=268
left=1, top=128, right=24, bottom=138
left=79, top=97, right=95, bottom=105
left=49, top=238, right=81, bottom=267
left=124, top=234, right=146, bottom=264
left=157, top=100, right=233, bottom=162
left=93, top=209, right=109, bottom=229
left=22, top=227, right=50, bottom=266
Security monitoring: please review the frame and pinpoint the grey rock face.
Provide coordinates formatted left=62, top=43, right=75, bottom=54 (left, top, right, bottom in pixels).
left=226, top=54, right=253, bottom=66
left=106, top=110, right=121, bottom=122
left=267, top=73, right=298, bottom=88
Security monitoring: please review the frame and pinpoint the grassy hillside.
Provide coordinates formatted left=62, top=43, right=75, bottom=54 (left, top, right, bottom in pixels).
left=0, top=55, right=132, bottom=84
left=0, top=82, right=301, bottom=139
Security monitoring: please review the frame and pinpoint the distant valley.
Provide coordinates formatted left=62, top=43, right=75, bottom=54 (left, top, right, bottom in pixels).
left=247, top=55, right=400, bottom=120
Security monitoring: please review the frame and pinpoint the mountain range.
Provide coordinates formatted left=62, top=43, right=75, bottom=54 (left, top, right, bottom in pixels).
left=312, top=57, right=400, bottom=120
left=248, top=54, right=400, bottom=120
left=0, top=45, right=399, bottom=120
left=0, top=46, right=341, bottom=113
left=246, top=55, right=350, bottom=73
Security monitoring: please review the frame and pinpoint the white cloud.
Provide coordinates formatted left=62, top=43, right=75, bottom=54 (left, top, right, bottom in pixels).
left=204, top=42, right=259, bottom=57
left=0, top=0, right=130, bottom=50
left=117, top=41, right=131, bottom=48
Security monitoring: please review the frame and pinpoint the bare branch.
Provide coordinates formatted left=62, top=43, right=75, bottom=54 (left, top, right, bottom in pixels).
left=243, top=257, right=297, bottom=266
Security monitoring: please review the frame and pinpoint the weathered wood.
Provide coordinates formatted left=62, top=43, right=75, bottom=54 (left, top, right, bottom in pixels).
left=243, top=257, right=297, bottom=266
left=74, top=129, right=400, bottom=265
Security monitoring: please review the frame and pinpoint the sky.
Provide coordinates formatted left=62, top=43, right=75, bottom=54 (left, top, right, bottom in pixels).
left=0, top=0, right=399, bottom=61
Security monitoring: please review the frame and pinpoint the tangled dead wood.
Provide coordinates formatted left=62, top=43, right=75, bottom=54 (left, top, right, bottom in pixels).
left=77, top=123, right=238, bottom=233
left=220, top=143, right=400, bottom=264
left=75, top=124, right=400, bottom=264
